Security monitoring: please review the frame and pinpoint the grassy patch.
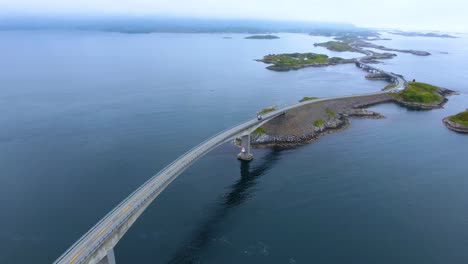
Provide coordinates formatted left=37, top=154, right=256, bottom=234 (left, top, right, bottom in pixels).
left=313, top=119, right=325, bottom=127
left=383, top=83, right=397, bottom=90
left=252, top=127, right=266, bottom=135
left=448, top=111, right=468, bottom=126
left=394, top=82, right=441, bottom=104
left=299, top=96, right=318, bottom=102
left=314, top=41, right=354, bottom=52
left=325, top=108, right=336, bottom=118
left=258, top=106, right=276, bottom=115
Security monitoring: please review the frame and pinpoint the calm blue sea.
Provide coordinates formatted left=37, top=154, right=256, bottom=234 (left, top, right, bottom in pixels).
left=0, top=31, right=466, bottom=263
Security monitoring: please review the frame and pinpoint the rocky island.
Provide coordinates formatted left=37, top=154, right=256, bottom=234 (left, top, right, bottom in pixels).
left=245, top=35, right=280, bottom=39
left=313, top=41, right=358, bottom=52
left=389, top=81, right=454, bottom=109
left=443, top=110, right=468, bottom=133
left=257, top=53, right=354, bottom=71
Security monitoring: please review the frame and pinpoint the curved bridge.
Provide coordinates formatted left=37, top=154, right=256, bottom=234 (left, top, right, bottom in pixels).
left=55, top=66, right=405, bottom=264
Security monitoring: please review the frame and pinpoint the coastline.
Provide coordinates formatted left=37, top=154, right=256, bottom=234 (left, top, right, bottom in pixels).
left=442, top=110, right=468, bottom=133
left=443, top=118, right=468, bottom=133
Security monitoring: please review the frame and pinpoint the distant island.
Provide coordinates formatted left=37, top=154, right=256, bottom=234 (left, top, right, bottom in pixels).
left=257, top=53, right=354, bottom=71
left=443, top=110, right=468, bottom=133
left=390, top=31, right=457, bottom=39
left=389, top=81, right=454, bottom=109
left=314, top=39, right=430, bottom=56
left=314, top=41, right=356, bottom=52
left=245, top=35, right=280, bottom=39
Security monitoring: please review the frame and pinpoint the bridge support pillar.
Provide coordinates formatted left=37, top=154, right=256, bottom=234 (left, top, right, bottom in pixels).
left=237, top=134, right=253, bottom=161
left=97, top=248, right=116, bottom=264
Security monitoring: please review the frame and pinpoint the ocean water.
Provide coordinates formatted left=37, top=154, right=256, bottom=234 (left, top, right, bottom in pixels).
left=0, top=31, right=466, bottom=263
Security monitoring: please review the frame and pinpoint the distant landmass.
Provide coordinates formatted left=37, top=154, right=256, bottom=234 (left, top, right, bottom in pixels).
left=245, top=35, right=280, bottom=39
left=0, top=15, right=359, bottom=34
left=390, top=31, right=457, bottom=38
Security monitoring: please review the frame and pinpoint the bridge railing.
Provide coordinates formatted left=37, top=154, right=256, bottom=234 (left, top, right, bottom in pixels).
left=54, top=115, right=277, bottom=263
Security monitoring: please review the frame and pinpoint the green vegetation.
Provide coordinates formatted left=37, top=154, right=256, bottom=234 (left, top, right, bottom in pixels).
left=261, top=53, right=329, bottom=67
left=325, top=108, right=336, bottom=118
left=383, top=83, right=397, bottom=90
left=393, top=82, right=441, bottom=104
left=299, top=96, right=318, bottom=102
left=245, top=35, right=280, bottom=39
left=258, top=106, right=276, bottom=115
left=313, top=119, right=325, bottom=127
left=258, top=52, right=352, bottom=70
left=328, top=57, right=349, bottom=64
left=252, top=127, right=266, bottom=135
left=314, top=41, right=354, bottom=52
left=448, top=111, right=468, bottom=126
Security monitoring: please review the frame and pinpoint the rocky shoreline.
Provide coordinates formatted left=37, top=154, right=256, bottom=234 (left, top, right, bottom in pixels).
left=443, top=118, right=468, bottom=133
left=442, top=109, right=468, bottom=133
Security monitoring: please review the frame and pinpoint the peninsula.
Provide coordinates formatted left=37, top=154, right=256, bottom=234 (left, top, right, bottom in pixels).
left=443, top=110, right=468, bottom=133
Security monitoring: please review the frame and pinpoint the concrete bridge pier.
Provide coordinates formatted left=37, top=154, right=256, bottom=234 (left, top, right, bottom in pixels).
left=97, top=249, right=116, bottom=264
left=237, top=134, right=253, bottom=161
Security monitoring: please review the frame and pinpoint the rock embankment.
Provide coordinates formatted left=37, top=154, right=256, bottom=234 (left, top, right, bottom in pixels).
left=251, top=93, right=392, bottom=147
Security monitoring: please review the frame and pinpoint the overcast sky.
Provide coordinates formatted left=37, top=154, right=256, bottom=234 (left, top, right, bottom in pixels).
left=1, top=0, right=467, bottom=32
